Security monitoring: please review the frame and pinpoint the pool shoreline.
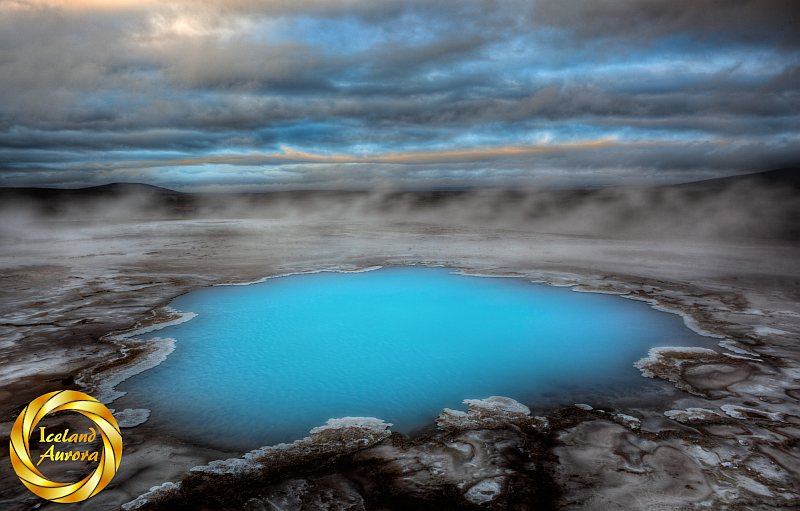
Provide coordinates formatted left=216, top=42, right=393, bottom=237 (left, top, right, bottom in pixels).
left=80, top=262, right=729, bottom=442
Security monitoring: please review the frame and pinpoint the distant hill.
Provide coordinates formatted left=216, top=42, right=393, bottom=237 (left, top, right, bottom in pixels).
left=673, top=167, right=800, bottom=191
left=0, top=182, right=193, bottom=216
left=0, top=182, right=184, bottom=199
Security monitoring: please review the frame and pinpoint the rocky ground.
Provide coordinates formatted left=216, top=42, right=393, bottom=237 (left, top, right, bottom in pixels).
left=1, top=215, right=799, bottom=510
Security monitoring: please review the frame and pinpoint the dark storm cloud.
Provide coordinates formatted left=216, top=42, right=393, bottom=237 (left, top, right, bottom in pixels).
left=0, top=0, right=797, bottom=189
left=532, top=0, right=800, bottom=47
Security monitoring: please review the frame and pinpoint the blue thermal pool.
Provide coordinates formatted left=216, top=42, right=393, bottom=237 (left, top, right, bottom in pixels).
left=119, top=267, right=708, bottom=449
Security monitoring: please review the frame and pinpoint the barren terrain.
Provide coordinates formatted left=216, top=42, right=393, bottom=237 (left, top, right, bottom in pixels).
left=1, top=177, right=799, bottom=510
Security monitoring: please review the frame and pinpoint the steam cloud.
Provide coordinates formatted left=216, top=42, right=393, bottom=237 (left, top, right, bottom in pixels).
left=1, top=173, right=797, bottom=242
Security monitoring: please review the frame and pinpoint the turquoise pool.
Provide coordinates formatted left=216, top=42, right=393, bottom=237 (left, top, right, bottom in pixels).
left=120, top=267, right=707, bottom=448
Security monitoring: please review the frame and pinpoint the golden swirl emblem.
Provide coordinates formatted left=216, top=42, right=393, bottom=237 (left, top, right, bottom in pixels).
left=9, top=390, right=122, bottom=503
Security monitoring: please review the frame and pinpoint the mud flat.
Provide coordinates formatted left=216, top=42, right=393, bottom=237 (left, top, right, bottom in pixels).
left=1, top=215, right=799, bottom=510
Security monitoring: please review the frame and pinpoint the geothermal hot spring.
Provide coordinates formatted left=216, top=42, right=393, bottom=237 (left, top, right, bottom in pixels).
left=119, top=267, right=709, bottom=449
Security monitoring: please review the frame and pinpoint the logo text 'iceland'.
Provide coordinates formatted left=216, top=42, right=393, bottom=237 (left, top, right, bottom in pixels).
left=9, top=391, right=122, bottom=503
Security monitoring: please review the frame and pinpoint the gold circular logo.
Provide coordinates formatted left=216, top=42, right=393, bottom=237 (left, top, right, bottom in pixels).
left=9, top=390, right=122, bottom=503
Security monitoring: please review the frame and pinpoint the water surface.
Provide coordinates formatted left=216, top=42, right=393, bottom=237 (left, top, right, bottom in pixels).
left=120, top=267, right=707, bottom=449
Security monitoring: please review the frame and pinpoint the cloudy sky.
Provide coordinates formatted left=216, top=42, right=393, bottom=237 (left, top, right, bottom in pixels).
left=1, top=0, right=798, bottom=190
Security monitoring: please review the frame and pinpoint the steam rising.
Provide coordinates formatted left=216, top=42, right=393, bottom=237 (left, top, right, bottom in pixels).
left=1, top=172, right=797, bottom=243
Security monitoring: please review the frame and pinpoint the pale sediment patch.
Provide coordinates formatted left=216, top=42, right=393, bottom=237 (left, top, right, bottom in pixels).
left=719, top=339, right=760, bottom=357
left=0, top=345, right=97, bottom=388
left=309, top=417, right=392, bottom=434
left=571, top=285, right=629, bottom=295
left=722, top=352, right=762, bottom=362
left=436, top=396, right=545, bottom=431
left=634, top=346, right=718, bottom=380
left=214, top=265, right=384, bottom=287
left=122, top=482, right=182, bottom=511
left=664, top=408, right=725, bottom=424
left=634, top=346, right=755, bottom=398
left=463, top=396, right=531, bottom=415
left=75, top=308, right=195, bottom=407
left=613, top=413, right=641, bottom=430
left=106, top=307, right=197, bottom=341
left=453, top=268, right=526, bottom=278
left=720, top=404, right=785, bottom=422
left=753, top=325, right=791, bottom=337
left=190, top=417, right=393, bottom=477
left=78, top=336, right=175, bottom=404
left=464, top=476, right=506, bottom=505
left=114, top=408, right=152, bottom=428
